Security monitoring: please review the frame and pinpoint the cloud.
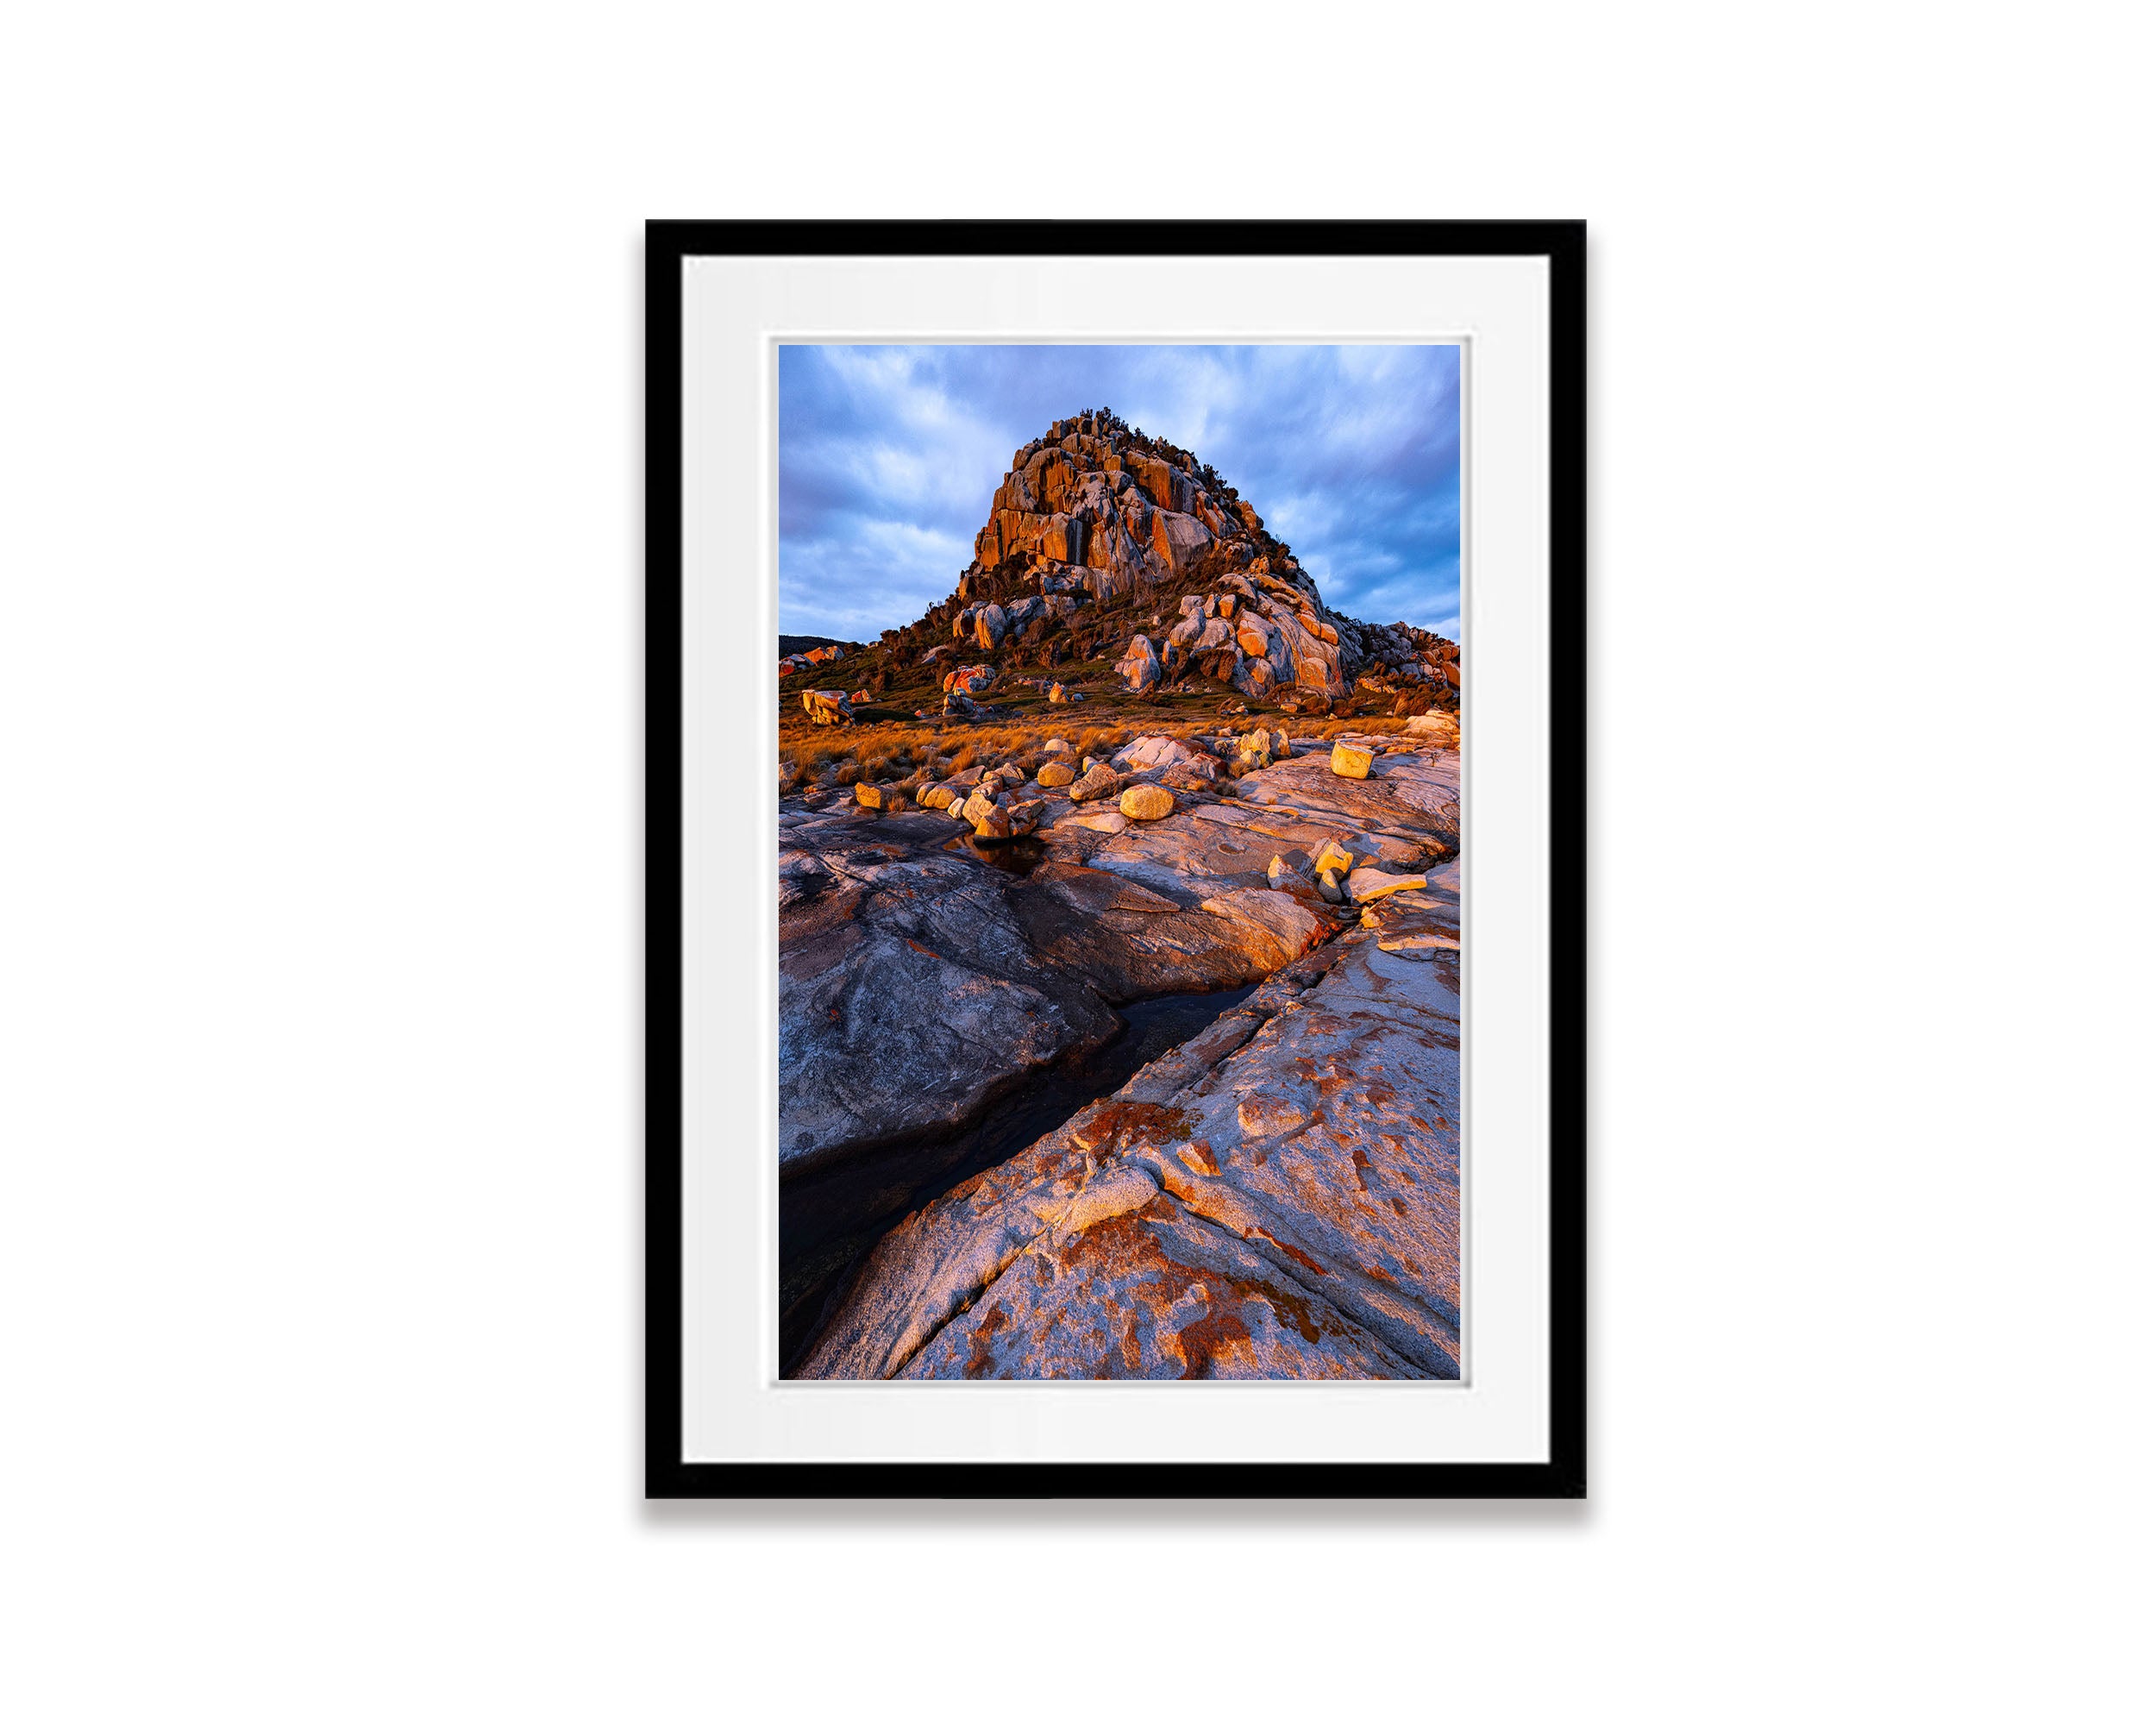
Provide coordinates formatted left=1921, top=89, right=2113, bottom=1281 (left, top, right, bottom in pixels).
left=777, top=344, right=1461, bottom=641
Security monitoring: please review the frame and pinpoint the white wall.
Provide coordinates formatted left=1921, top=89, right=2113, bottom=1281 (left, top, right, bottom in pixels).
left=3, top=5, right=2147, bottom=1719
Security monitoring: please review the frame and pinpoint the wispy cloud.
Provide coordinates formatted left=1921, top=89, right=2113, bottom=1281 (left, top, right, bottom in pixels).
left=778, top=344, right=1461, bottom=641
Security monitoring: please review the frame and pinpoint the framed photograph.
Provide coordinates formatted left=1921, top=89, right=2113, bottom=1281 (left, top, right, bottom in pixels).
left=648, top=221, right=1584, bottom=1496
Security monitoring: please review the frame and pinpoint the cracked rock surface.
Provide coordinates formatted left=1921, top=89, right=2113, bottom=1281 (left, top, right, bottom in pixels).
left=789, top=745, right=1463, bottom=1379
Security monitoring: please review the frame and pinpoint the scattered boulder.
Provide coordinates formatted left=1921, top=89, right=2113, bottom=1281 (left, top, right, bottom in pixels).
left=1113, top=735, right=1210, bottom=774
left=1120, top=784, right=1175, bottom=821
left=802, top=689, right=854, bottom=726
left=943, top=663, right=996, bottom=697
left=854, top=781, right=885, bottom=809
left=1037, top=762, right=1076, bottom=788
left=1313, top=838, right=1357, bottom=877
left=1069, top=763, right=1120, bottom=803
left=1330, top=740, right=1374, bottom=778
left=1405, top=710, right=1462, bottom=750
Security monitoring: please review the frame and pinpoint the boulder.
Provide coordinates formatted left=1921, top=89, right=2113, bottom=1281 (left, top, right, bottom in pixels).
left=1347, top=868, right=1427, bottom=903
left=1148, top=509, right=1213, bottom=572
left=1037, top=762, right=1076, bottom=788
left=802, top=689, right=854, bottom=726
left=1330, top=741, right=1374, bottom=778
left=1312, top=838, right=1357, bottom=877
left=854, top=781, right=885, bottom=809
left=1119, top=784, right=1175, bottom=822
left=1113, top=735, right=1208, bottom=774
left=1069, top=764, right=1120, bottom=803
left=1406, top=710, right=1462, bottom=750
left=1116, top=633, right=1162, bottom=693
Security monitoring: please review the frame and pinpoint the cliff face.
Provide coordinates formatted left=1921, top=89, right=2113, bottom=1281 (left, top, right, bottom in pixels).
left=840, top=409, right=1459, bottom=715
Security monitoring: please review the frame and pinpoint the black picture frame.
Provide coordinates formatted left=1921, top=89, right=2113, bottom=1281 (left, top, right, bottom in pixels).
left=646, top=220, right=1586, bottom=1498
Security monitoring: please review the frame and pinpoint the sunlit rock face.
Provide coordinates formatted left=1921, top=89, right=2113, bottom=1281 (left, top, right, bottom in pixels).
left=791, top=747, right=1465, bottom=1380
left=950, top=409, right=1462, bottom=705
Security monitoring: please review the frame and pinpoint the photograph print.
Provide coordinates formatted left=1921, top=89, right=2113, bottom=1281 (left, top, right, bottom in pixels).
left=775, top=344, right=1464, bottom=1381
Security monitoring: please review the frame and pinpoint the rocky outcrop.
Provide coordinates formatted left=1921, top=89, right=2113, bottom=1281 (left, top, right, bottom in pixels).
left=785, top=407, right=1457, bottom=724
left=1116, top=632, right=1162, bottom=693
left=937, top=411, right=1457, bottom=705
left=797, top=851, right=1463, bottom=1381
left=942, top=663, right=996, bottom=697
left=785, top=409, right=1459, bottom=721
left=780, top=640, right=849, bottom=680
left=774, top=779, right=1383, bottom=1179
left=788, top=741, right=1462, bottom=1377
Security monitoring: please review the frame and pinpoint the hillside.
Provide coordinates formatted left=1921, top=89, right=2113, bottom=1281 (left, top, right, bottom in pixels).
left=787, top=409, right=1459, bottom=724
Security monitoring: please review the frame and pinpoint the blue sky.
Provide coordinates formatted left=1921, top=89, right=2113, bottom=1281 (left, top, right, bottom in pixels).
left=778, top=344, right=1461, bottom=643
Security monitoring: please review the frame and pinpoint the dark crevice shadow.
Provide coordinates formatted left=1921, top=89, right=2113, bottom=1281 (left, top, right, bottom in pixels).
left=778, top=983, right=1261, bottom=1374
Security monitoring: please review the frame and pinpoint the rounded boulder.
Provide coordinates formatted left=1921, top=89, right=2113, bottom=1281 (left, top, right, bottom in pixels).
left=1119, top=784, right=1175, bottom=822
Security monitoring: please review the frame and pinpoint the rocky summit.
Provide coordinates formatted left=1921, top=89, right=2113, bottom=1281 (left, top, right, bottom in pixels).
left=788, top=408, right=1461, bottom=724
left=777, top=409, right=1464, bottom=1379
